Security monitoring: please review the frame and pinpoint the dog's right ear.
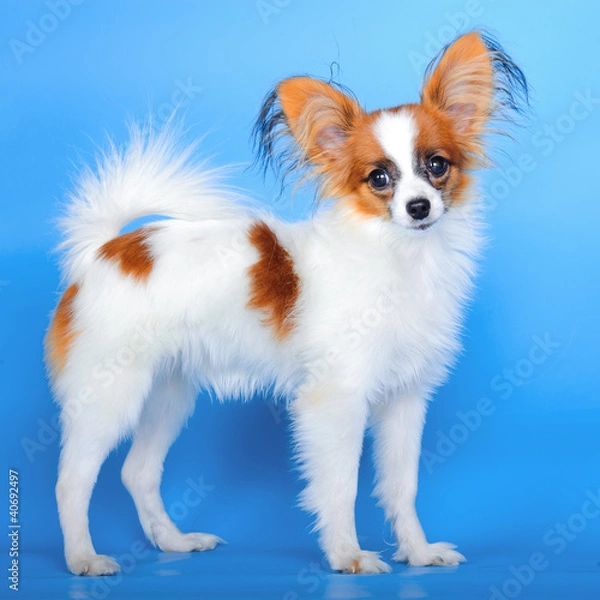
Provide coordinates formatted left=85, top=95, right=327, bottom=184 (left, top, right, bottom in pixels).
left=277, top=77, right=362, bottom=164
left=253, top=77, right=364, bottom=181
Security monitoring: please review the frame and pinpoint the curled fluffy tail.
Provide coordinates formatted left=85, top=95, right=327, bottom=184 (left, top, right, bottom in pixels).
left=58, top=125, right=245, bottom=280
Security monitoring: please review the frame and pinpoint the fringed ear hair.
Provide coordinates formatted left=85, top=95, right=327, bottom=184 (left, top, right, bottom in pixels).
left=421, top=30, right=529, bottom=166
left=252, top=76, right=364, bottom=199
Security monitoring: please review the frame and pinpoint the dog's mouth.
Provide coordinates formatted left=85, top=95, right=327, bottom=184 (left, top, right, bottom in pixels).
left=410, top=220, right=436, bottom=232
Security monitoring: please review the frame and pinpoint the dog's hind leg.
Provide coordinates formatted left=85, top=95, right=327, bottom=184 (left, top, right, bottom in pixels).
left=56, top=365, right=153, bottom=576
left=121, top=373, right=223, bottom=553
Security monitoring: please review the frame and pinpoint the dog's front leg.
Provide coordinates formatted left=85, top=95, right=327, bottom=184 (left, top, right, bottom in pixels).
left=291, top=384, right=391, bottom=574
left=371, top=391, right=466, bottom=566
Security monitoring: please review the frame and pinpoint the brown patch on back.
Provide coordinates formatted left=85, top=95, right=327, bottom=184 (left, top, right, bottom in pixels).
left=247, top=221, right=299, bottom=340
left=46, top=283, right=79, bottom=375
left=98, top=228, right=154, bottom=282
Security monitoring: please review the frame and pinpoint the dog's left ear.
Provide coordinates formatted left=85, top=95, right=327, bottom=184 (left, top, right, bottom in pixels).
left=421, top=31, right=528, bottom=164
left=421, top=32, right=495, bottom=136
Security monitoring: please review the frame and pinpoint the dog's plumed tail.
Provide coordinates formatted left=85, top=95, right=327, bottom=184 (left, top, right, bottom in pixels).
left=57, top=124, right=244, bottom=281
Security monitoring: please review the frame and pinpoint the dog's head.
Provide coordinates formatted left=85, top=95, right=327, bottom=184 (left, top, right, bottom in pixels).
left=254, top=31, right=528, bottom=231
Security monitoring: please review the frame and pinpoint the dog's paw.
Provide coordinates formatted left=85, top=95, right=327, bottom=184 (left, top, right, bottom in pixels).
left=157, top=532, right=225, bottom=553
left=332, top=550, right=392, bottom=574
left=68, top=554, right=121, bottom=576
left=394, top=541, right=465, bottom=567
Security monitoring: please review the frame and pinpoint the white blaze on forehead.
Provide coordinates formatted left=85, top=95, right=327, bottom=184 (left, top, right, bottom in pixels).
left=373, top=110, right=417, bottom=178
left=372, top=109, right=446, bottom=227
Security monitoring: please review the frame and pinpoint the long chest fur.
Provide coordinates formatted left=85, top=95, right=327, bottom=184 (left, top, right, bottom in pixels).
left=288, top=212, right=480, bottom=397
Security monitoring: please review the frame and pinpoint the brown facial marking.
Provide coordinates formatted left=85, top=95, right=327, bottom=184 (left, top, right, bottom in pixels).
left=46, top=283, right=79, bottom=374
left=276, top=35, right=495, bottom=219
left=277, top=79, right=394, bottom=220
left=247, top=221, right=300, bottom=340
left=406, top=103, right=473, bottom=205
left=339, top=112, right=394, bottom=219
left=98, top=228, right=154, bottom=282
left=321, top=109, right=397, bottom=219
left=420, top=31, right=495, bottom=166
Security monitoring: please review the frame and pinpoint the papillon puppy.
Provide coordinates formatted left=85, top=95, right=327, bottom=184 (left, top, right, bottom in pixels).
left=47, top=31, right=527, bottom=575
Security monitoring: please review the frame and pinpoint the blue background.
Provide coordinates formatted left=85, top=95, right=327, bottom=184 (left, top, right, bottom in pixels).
left=1, top=1, right=599, bottom=598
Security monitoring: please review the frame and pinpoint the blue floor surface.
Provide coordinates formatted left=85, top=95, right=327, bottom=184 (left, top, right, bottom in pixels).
left=4, top=3, right=600, bottom=600
left=17, top=546, right=600, bottom=600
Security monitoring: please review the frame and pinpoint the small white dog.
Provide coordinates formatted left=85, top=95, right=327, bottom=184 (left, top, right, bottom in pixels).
left=46, top=31, right=527, bottom=575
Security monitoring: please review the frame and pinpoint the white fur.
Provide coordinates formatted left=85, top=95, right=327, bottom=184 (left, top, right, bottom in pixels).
left=50, top=119, right=480, bottom=575
left=375, top=111, right=447, bottom=229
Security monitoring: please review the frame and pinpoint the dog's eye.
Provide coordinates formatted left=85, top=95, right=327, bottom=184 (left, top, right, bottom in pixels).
left=428, top=156, right=449, bottom=177
left=368, top=168, right=390, bottom=190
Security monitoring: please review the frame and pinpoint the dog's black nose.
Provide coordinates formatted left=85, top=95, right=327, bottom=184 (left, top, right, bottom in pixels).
left=406, top=198, right=431, bottom=221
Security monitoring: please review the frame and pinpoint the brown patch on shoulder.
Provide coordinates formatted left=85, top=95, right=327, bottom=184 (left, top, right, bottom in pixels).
left=247, top=221, right=299, bottom=340
left=46, top=283, right=79, bottom=375
left=98, top=228, right=154, bottom=282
